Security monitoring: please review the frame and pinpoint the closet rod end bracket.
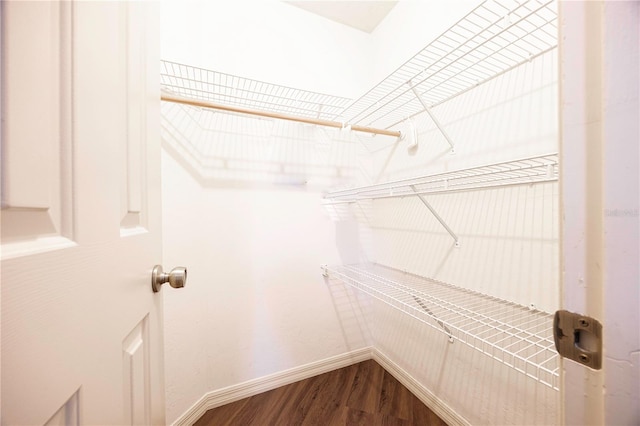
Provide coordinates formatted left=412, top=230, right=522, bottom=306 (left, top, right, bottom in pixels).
left=321, top=264, right=329, bottom=277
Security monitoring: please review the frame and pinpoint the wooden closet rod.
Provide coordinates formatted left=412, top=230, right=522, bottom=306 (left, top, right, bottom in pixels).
left=161, top=93, right=401, bottom=138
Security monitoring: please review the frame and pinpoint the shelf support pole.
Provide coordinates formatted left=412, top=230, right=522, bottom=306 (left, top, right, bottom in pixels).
left=409, top=83, right=455, bottom=152
left=410, top=185, right=460, bottom=247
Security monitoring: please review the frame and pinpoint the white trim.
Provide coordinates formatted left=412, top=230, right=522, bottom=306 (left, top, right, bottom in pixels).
left=171, top=347, right=373, bottom=426
left=172, top=346, right=470, bottom=426
left=1, top=236, right=77, bottom=260
left=372, top=348, right=470, bottom=426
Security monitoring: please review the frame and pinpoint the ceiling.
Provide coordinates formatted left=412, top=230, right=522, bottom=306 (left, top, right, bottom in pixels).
left=285, top=1, right=399, bottom=33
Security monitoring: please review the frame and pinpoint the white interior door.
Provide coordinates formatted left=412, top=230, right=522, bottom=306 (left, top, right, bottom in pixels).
left=560, top=1, right=639, bottom=425
left=1, top=2, right=165, bottom=424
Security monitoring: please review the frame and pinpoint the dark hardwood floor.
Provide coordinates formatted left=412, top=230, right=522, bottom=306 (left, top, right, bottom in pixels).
left=195, top=360, right=447, bottom=426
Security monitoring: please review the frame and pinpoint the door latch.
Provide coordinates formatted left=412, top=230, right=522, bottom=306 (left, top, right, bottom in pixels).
left=553, top=310, right=602, bottom=370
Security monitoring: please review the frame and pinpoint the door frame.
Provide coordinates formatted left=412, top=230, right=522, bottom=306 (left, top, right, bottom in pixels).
left=559, top=1, right=639, bottom=424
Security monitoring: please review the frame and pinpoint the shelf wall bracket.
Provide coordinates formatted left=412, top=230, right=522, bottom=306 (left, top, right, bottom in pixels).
left=410, top=185, right=460, bottom=247
left=409, top=83, right=455, bottom=153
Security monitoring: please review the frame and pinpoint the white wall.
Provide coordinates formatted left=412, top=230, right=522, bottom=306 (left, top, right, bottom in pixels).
left=369, top=0, right=480, bottom=83
left=371, top=49, right=558, bottom=311
left=161, top=0, right=372, bottom=99
left=366, top=44, right=559, bottom=426
left=160, top=0, right=561, bottom=424
left=160, top=2, right=380, bottom=423
left=161, top=147, right=372, bottom=422
left=160, top=0, right=479, bottom=100
left=601, top=3, right=639, bottom=422
left=160, top=100, right=376, bottom=424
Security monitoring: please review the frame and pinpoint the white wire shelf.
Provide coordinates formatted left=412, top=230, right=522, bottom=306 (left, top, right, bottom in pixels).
left=324, top=153, right=558, bottom=203
left=341, top=0, right=558, bottom=130
left=160, top=60, right=352, bottom=122
left=324, top=263, right=559, bottom=390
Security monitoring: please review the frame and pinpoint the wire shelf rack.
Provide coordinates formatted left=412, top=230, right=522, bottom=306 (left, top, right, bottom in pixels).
left=340, top=0, right=558, bottom=130
left=324, top=153, right=558, bottom=203
left=160, top=60, right=352, bottom=121
left=324, top=263, right=559, bottom=390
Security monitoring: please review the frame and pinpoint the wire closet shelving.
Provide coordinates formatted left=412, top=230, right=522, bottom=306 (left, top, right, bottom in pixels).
left=324, top=153, right=558, bottom=203
left=160, top=61, right=401, bottom=137
left=321, top=0, right=560, bottom=389
left=160, top=0, right=560, bottom=391
left=323, top=264, right=559, bottom=390
left=161, top=60, right=352, bottom=121
left=321, top=154, right=561, bottom=390
left=160, top=0, right=557, bottom=137
left=341, top=0, right=558, bottom=130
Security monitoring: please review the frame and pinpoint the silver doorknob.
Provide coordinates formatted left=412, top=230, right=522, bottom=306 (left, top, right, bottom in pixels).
left=152, top=265, right=187, bottom=293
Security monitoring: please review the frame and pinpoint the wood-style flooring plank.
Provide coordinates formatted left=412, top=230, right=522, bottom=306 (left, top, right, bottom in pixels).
left=378, top=369, right=413, bottom=421
left=257, top=381, right=302, bottom=424
left=223, top=391, right=277, bottom=425
left=341, top=407, right=375, bottom=426
left=345, top=359, right=385, bottom=413
left=193, top=397, right=250, bottom=426
left=299, top=364, right=358, bottom=426
left=195, top=360, right=447, bottom=426
left=410, top=392, right=448, bottom=426
left=268, top=379, right=310, bottom=425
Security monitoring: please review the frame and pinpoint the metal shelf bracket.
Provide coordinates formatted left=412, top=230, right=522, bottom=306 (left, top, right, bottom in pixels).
left=410, top=185, right=460, bottom=247
left=409, top=82, right=455, bottom=153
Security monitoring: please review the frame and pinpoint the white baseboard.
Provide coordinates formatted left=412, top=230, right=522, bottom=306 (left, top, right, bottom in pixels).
left=372, top=348, right=470, bottom=426
left=172, top=346, right=468, bottom=426
left=171, top=347, right=373, bottom=426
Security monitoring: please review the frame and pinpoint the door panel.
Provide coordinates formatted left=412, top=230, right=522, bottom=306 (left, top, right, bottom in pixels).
left=0, top=1, right=74, bottom=256
left=1, top=2, right=164, bottom=424
left=123, top=316, right=151, bottom=426
left=120, top=1, right=150, bottom=233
